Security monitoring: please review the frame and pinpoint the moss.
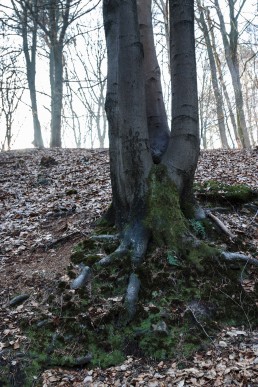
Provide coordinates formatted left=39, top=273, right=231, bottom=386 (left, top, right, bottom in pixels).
left=189, top=219, right=206, bottom=239
left=195, top=180, right=257, bottom=204
left=187, top=243, right=219, bottom=271
left=145, top=165, right=187, bottom=250
left=89, top=346, right=125, bottom=368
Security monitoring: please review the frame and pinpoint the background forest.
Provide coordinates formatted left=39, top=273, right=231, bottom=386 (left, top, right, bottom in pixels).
left=0, top=0, right=257, bottom=151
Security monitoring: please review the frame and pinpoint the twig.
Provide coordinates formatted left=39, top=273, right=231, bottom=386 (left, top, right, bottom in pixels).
left=206, top=211, right=235, bottom=239
left=247, top=210, right=258, bottom=226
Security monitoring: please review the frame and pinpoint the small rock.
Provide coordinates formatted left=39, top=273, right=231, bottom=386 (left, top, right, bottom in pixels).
left=218, top=340, right=227, bottom=348
left=83, top=375, right=93, bottom=384
left=154, top=372, right=164, bottom=378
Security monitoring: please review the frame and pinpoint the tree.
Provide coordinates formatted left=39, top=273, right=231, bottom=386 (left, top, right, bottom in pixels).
left=11, top=0, right=44, bottom=148
left=0, top=54, right=24, bottom=150
left=103, top=0, right=199, bottom=268
left=59, top=0, right=258, bottom=362
left=214, top=0, right=250, bottom=148
left=207, top=12, right=239, bottom=147
left=22, top=0, right=100, bottom=147
left=66, top=23, right=108, bottom=148
left=196, top=1, right=229, bottom=149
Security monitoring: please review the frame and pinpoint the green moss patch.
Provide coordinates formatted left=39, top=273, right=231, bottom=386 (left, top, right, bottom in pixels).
left=195, top=180, right=257, bottom=204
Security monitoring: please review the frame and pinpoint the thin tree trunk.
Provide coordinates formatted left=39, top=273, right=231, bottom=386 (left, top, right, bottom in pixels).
left=208, top=20, right=239, bottom=147
left=214, top=0, right=250, bottom=148
left=50, top=46, right=63, bottom=147
left=14, top=0, right=44, bottom=148
left=197, top=2, right=229, bottom=149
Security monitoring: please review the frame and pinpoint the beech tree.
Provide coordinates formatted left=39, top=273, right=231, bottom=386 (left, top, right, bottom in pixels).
left=103, top=0, right=199, bottom=270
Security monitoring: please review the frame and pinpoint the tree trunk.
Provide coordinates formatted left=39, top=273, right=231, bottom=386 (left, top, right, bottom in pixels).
left=162, top=0, right=199, bottom=214
left=214, top=0, right=250, bottom=148
left=208, top=17, right=239, bottom=147
left=137, top=0, right=170, bottom=163
left=197, top=3, right=229, bottom=149
left=16, top=0, right=44, bottom=148
left=50, top=45, right=63, bottom=147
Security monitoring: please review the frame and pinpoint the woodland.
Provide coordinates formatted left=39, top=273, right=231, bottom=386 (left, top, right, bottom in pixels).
left=0, top=0, right=258, bottom=386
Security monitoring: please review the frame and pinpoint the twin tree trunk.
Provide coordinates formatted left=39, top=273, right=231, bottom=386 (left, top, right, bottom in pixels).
left=104, top=0, right=199, bottom=258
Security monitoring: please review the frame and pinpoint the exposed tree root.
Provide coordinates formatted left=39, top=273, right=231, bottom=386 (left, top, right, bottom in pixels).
left=97, top=244, right=128, bottom=266
left=97, top=221, right=150, bottom=267
left=220, top=251, right=258, bottom=267
left=71, top=265, right=91, bottom=289
left=124, top=273, right=141, bottom=322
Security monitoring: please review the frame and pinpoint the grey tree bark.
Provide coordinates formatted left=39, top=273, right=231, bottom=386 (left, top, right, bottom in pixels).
left=104, top=0, right=152, bottom=229
left=196, top=1, right=229, bottom=149
left=214, top=0, right=250, bottom=148
left=137, top=0, right=170, bottom=163
left=207, top=14, right=239, bottom=147
left=162, top=0, right=199, bottom=213
left=47, top=0, right=69, bottom=148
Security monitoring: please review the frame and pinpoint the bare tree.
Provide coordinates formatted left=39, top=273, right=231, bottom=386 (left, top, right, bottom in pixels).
left=196, top=1, right=229, bottom=148
left=214, top=0, right=250, bottom=148
left=0, top=56, right=25, bottom=150
left=66, top=23, right=108, bottom=148
left=21, top=0, right=101, bottom=147
left=11, top=0, right=44, bottom=148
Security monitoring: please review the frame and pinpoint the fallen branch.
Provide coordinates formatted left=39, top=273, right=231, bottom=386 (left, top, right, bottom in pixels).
left=46, top=231, right=81, bottom=248
left=91, top=234, right=119, bottom=242
left=206, top=211, right=235, bottom=239
left=206, top=207, right=231, bottom=213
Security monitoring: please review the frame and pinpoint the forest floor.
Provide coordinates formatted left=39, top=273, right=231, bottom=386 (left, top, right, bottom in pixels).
left=0, top=147, right=258, bottom=386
